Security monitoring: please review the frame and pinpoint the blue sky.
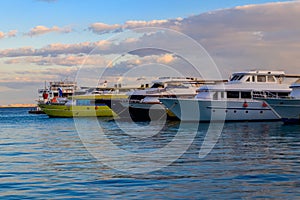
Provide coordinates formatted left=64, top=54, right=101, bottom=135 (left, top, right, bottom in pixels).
left=0, top=0, right=298, bottom=105
left=0, top=0, right=291, bottom=48
left=2, top=0, right=289, bottom=27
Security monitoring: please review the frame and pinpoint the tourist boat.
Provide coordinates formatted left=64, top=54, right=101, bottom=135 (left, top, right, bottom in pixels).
left=29, top=80, right=78, bottom=114
left=160, top=70, right=292, bottom=122
left=37, top=80, right=78, bottom=104
left=39, top=81, right=147, bottom=118
left=37, top=77, right=153, bottom=117
left=108, top=77, right=225, bottom=121
left=39, top=93, right=128, bottom=118
left=262, top=79, right=300, bottom=124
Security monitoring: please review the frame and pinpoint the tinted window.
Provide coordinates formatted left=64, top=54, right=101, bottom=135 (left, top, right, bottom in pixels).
left=257, top=75, right=266, bottom=82
left=227, top=91, right=239, bottom=98
left=241, top=92, right=252, bottom=99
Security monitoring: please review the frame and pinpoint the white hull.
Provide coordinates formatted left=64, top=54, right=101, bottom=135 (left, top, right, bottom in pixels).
left=160, top=98, right=281, bottom=122
left=264, top=99, right=300, bottom=120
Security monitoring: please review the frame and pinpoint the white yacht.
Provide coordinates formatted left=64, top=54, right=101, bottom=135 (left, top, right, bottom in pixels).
left=109, top=77, right=222, bottom=121
left=37, top=81, right=78, bottom=104
left=263, top=79, right=300, bottom=124
left=160, top=70, right=292, bottom=122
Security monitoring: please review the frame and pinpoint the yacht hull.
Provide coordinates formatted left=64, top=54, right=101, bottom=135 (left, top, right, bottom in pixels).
left=40, top=104, right=115, bottom=118
left=160, top=98, right=281, bottom=122
left=264, top=99, right=300, bottom=123
left=109, top=100, right=177, bottom=121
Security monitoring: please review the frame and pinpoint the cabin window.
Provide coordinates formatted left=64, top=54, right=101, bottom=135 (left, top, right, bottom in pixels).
left=77, top=100, right=91, bottom=106
left=257, top=75, right=266, bottom=82
left=230, top=76, right=237, bottom=81
left=213, top=92, right=218, bottom=100
left=267, top=76, right=276, bottom=82
left=230, top=75, right=242, bottom=81
left=221, top=92, right=224, bottom=98
left=277, top=92, right=289, bottom=98
left=252, top=76, right=255, bottom=82
left=246, top=77, right=251, bottom=82
left=241, top=92, right=252, bottom=99
left=227, top=91, right=239, bottom=98
left=151, top=83, right=164, bottom=88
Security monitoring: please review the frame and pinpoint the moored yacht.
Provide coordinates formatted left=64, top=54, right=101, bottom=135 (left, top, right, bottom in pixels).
left=40, top=93, right=128, bottom=118
left=29, top=80, right=78, bottom=114
left=37, top=80, right=78, bottom=105
left=160, top=70, right=291, bottom=122
left=39, top=83, right=143, bottom=118
left=108, top=77, right=224, bottom=121
left=262, top=79, right=300, bottom=124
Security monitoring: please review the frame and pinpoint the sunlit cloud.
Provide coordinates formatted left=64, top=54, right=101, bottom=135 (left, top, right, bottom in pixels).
left=88, top=19, right=180, bottom=34
left=88, top=22, right=122, bottom=34
left=156, top=53, right=176, bottom=64
left=0, top=30, right=18, bottom=39
left=25, top=25, right=72, bottom=37
left=7, top=30, right=18, bottom=37
left=2, top=1, right=300, bottom=75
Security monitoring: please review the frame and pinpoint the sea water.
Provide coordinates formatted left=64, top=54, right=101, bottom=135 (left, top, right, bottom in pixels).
left=0, top=108, right=299, bottom=199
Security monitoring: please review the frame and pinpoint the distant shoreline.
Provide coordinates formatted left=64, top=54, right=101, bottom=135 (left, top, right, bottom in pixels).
left=0, top=104, right=36, bottom=108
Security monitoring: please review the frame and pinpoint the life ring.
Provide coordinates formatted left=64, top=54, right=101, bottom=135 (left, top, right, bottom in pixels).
left=95, top=106, right=99, bottom=110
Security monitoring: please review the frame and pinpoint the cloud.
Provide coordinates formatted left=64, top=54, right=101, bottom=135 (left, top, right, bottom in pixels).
left=88, top=22, right=122, bottom=34
left=7, top=30, right=17, bottom=37
left=25, top=25, right=72, bottom=36
left=156, top=53, right=176, bottom=64
left=88, top=19, right=179, bottom=34
left=124, top=19, right=169, bottom=29
left=0, top=30, right=17, bottom=39
left=2, top=1, right=300, bottom=76
left=0, top=37, right=136, bottom=58
left=0, top=32, right=4, bottom=39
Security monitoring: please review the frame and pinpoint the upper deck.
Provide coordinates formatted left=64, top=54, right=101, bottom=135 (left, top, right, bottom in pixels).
left=229, top=70, right=285, bottom=84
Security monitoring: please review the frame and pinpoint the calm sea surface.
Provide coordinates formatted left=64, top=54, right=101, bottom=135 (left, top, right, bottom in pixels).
left=0, top=107, right=299, bottom=199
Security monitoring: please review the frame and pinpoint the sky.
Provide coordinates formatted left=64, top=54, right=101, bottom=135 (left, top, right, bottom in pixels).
left=0, top=0, right=299, bottom=105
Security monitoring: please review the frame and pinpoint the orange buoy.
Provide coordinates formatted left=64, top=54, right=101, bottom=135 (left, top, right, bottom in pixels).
left=243, top=101, right=248, bottom=108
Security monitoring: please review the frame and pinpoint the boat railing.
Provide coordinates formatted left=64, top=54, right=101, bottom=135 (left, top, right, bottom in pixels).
left=253, top=91, right=278, bottom=99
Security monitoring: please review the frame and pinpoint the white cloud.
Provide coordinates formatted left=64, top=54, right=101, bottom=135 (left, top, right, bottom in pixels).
left=124, top=19, right=168, bottom=28
left=25, top=25, right=72, bottom=36
left=156, top=53, right=176, bottom=64
left=88, top=22, right=122, bottom=34
left=88, top=19, right=179, bottom=34
left=2, top=1, right=300, bottom=76
left=7, top=30, right=17, bottom=37
left=0, top=30, right=18, bottom=39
